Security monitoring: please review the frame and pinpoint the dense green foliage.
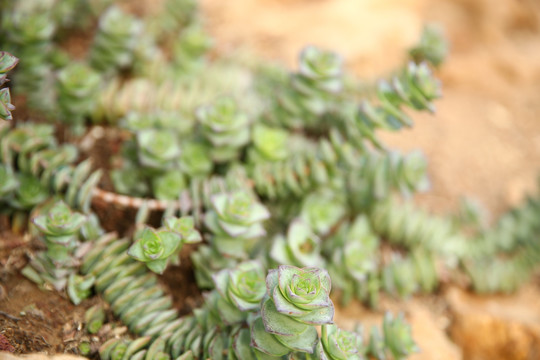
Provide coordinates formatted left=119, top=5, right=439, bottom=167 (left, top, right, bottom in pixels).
left=1, top=1, right=539, bottom=359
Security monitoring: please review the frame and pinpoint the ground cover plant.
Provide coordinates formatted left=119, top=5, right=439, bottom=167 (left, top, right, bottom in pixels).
left=1, top=0, right=540, bottom=359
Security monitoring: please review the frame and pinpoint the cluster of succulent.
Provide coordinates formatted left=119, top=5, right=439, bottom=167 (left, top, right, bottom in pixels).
left=85, top=227, right=418, bottom=360
left=129, top=216, right=202, bottom=274
left=22, top=200, right=95, bottom=304
left=0, top=122, right=102, bottom=232
left=0, top=0, right=209, bottom=132
left=3, top=2, right=540, bottom=360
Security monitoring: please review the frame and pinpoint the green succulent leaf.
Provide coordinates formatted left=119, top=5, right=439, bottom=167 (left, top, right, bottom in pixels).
left=213, top=260, right=266, bottom=313
left=265, top=266, right=334, bottom=325
left=56, top=62, right=101, bottom=125
left=207, top=191, right=270, bottom=241
left=270, top=219, right=324, bottom=268
left=0, top=165, right=18, bottom=197
left=67, top=273, right=95, bottom=305
left=319, top=324, right=364, bottom=360
left=251, top=316, right=292, bottom=357
left=128, top=227, right=182, bottom=273
left=32, top=200, right=87, bottom=237
left=164, top=216, right=202, bottom=244
left=300, top=191, right=346, bottom=236
left=180, top=141, right=213, bottom=178
left=298, top=46, right=342, bottom=83
left=0, top=51, right=19, bottom=75
left=10, top=174, right=49, bottom=210
left=136, top=129, right=181, bottom=170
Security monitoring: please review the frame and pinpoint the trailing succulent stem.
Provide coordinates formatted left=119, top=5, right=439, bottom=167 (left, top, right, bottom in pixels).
left=22, top=200, right=94, bottom=303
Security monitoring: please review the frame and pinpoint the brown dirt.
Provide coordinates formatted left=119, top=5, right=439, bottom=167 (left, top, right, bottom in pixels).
left=0, top=228, right=201, bottom=356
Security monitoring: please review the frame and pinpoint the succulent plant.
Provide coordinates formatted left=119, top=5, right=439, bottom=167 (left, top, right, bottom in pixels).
left=325, top=216, right=379, bottom=305
left=1, top=3, right=56, bottom=112
left=136, top=128, right=182, bottom=170
left=22, top=200, right=88, bottom=293
left=85, top=304, right=106, bottom=334
left=56, top=62, right=101, bottom=131
left=381, top=313, right=418, bottom=360
left=409, top=24, right=448, bottom=67
left=204, top=191, right=270, bottom=258
left=7, top=15, right=537, bottom=360
left=191, top=245, right=238, bottom=289
left=0, top=164, right=18, bottom=198
left=90, top=5, right=143, bottom=73
left=171, top=24, right=214, bottom=73
left=196, top=96, right=251, bottom=163
left=128, top=227, right=183, bottom=274
left=9, top=173, right=49, bottom=210
left=251, top=265, right=334, bottom=356
left=179, top=141, right=213, bottom=179
left=357, top=61, right=441, bottom=141
left=299, top=190, right=346, bottom=236
left=270, top=219, right=325, bottom=268
left=212, top=260, right=266, bottom=324
left=318, top=324, right=365, bottom=360
left=268, top=45, right=344, bottom=130
left=67, top=273, right=96, bottom=305
left=164, top=216, right=203, bottom=244
left=249, top=124, right=289, bottom=163
left=346, top=150, right=430, bottom=212
left=32, top=200, right=87, bottom=262
left=111, top=164, right=149, bottom=197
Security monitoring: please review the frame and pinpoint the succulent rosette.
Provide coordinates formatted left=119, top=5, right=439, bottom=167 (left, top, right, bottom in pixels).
left=128, top=227, right=182, bottom=274
left=179, top=141, right=213, bottom=178
left=56, top=62, right=101, bottom=125
left=9, top=174, right=49, bottom=210
left=249, top=124, right=289, bottom=162
left=300, top=190, right=346, bottom=236
left=163, top=216, right=202, bottom=244
left=326, top=217, right=379, bottom=300
left=317, top=324, right=364, bottom=360
left=33, top=200, right=87, bottom=238
left=204, top=191, right=270, bottom=257
left=270, top=219, right=325, bottom=268
left=251, top=266, right=334, bottom=356
left=196, top=96, right=250, bottom=162
left=136, top=128, right=181, bottom=170
left=212, top=261, right=266, bottom=324
left=295, top=46, right=343, bottom=94
left=90, top=6, right=142, bottom=73
left=31, top=200, right=87, bottom=263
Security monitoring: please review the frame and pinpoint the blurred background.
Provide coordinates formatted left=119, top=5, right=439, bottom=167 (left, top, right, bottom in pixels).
left=201, top=0, right=540, bottom=218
